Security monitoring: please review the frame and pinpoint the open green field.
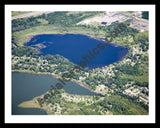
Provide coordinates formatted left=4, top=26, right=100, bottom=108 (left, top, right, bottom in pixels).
left=120, top=73, right=148, bottom=83
left=12, top=11, right=31, bottom=16
left=13, top=25, right=106, bottom=46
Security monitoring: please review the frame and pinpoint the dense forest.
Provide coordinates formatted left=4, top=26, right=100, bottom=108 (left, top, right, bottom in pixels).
left=12, top=46, right=37, bottom=57
left=142, top=11, right=149, bottom=20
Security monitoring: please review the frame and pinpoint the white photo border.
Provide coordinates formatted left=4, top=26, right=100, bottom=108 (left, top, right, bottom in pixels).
left=5, top=4, right=155, bottom=123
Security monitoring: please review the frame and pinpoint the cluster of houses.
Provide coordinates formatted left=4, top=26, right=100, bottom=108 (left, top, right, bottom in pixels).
left=12, top=55, right=57, bottom=72
left=123, top=84, right=149, bottom=105
left=61, top=93, right=94, bottom=105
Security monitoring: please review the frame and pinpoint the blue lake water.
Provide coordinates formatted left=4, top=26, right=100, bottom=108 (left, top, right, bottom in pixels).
left=25, top=34, right=128, bottom=69
left=12, top=34, right=128, bottom=115
left=12, top=72, right=96, bottom=115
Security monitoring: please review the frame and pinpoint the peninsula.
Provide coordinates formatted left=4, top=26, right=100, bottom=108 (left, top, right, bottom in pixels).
left=12, top=11, right=149, bottom=115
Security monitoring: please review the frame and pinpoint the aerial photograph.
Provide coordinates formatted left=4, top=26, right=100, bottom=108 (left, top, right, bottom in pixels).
left=11, top=10, right=149, bottom=115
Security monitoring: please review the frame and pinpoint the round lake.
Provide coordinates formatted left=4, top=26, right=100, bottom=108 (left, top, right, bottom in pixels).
left=25, top=34, right=128, bottom=69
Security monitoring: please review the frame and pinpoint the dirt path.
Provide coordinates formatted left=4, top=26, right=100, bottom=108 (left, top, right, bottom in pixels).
left=12, top=11, right=54, bottom=20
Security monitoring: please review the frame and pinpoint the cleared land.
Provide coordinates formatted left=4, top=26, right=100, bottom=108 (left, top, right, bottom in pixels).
left=77, top=11, right=148, bottom=32
left=18, top=100, right=40, bottom=108
left=12, top=11, right=54, bottom=20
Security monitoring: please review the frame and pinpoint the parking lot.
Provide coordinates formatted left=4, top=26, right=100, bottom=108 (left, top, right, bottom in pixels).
left=78, top=11, right=148, bottom=32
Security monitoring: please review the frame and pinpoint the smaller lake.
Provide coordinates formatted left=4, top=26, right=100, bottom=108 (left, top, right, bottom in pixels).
left=12, top=72, right=95, bottom=115
left=25, top=34, right=128, bottom=69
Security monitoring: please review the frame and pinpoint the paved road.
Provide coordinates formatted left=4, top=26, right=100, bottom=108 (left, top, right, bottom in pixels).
left=12, top=11, right=54, bottom=20
left=119, top=12, right=148, bottom=24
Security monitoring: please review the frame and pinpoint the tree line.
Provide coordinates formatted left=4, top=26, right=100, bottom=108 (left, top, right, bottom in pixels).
left=12, top=11, right=103, bottom=32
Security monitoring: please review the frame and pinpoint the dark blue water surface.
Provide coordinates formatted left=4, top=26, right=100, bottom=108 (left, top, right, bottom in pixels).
left=26, top=34, right=128, bottom=69
left=13, top=34, right=128, bottom=115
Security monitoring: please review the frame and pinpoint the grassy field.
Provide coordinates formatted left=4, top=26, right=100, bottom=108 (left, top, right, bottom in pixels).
left=12, top=11, right=31, bottom=16
left=120, top=73, right=148, bottom=83
left=13, top=24, right=106, bottom=46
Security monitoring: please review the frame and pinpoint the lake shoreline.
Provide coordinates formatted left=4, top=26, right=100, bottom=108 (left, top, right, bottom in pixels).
left=17, top=97, right=50, bottom=115
left=12, top=33, right=129, bottom=114
left=12, top=70, right=96, bottom=94
left=25, top=32, right=129, bottom=49
left=13, top=70, right=97, bottom=115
